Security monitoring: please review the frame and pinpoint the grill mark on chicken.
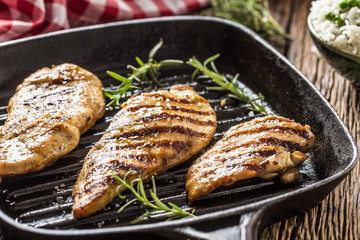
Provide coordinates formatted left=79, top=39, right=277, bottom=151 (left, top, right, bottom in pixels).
left=210, top=148, right=279, bottom=163
left=33, top=99, right=70, bottom=111
left=109, top=125, right=210, bottom=140
left=224, top=116, right=312, bottom=140
left=4, top=116, right=74, bottom=138
left=85, top=159, right=148, bottom=181
left=225, top=125, right=312, bottom=140
left=237, top=161, right=271, bottom=173
left=186, top=116, right=315, bottom=204
left=93, top=140, right=187, bottom=153
left=97, top=139, right=186, bottom=151
left=200, top=149, right=278, bottom=177
left=220, top=137, right=302, bottom=154
left=87, top=153, right=153, bottom=169
left=242, top=148, right=278, bottom=158
left=5, top=122, right=65, bottom=141
left=139, top=92, right=208, bottom=104
left=108, top=112, right=216, bottom=132
left=121, top=104, right=216, bottom=116
left=20, top=85, right=81, bottom=105
left=51, top=77, right=81, bottom=84
left=255, top=137, right=302, bottom=149
left=232, top=115, right=295, bottom=126
left=72, top=85, right=217, bottom=218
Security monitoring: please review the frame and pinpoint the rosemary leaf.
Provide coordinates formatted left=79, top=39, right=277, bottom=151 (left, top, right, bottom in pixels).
left=149, top=39, right=163, bottom=59
left=149, top=190, right=172, bottom=212
left=187, top=54, right=269, bottom=115
left=118, top=198, right=137, bottom=214
left=159, top=59, right=185, bottom=66
left=130, top=210, right=153, bottom=224
left=168, top=202, right=183, bottom=212
left=135, top=57, right=145, bottom=67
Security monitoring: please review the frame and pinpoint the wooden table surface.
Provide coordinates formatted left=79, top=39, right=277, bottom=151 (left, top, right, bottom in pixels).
left=260, top=0, right=359, bottom=239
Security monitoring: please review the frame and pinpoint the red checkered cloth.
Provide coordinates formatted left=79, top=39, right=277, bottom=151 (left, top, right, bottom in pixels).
left=0, top=0, right=210, bottom=42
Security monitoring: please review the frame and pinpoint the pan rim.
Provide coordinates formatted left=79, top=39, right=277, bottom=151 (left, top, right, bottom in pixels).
left=0, top=15, right=357, bottom=236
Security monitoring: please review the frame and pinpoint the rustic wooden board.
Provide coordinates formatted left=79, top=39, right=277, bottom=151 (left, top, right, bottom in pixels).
left=261, top=0, right=360, bottom=239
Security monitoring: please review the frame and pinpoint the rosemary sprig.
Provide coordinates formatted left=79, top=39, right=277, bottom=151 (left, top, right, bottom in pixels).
left=187, top=54, right=268, bottom=115
left=127, top=39, right=184, bottom=87
left=102, top=71, right=139, bottom=107
left=203, top=0, right=290, bottom=39
left=112, top=171, right=195, bottom=224
left=103, top=40, right=184, bottom=107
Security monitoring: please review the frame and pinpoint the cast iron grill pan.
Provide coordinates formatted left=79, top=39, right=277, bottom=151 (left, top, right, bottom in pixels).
left=0, top=17, right=357, bottom=240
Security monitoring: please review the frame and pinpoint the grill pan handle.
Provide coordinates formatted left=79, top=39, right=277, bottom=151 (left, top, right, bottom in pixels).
left=157, top=207, right=269, bottom=240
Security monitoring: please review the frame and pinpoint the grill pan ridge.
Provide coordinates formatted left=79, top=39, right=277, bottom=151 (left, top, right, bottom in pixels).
left=0, top=17, right=357, bottom=240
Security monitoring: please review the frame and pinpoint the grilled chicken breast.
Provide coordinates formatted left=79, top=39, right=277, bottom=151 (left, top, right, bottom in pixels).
left=186, top=116, right=315, bottom=204
left=0, top=64, right=105, bottom=178
left=72, top=85, right=217, bottom=219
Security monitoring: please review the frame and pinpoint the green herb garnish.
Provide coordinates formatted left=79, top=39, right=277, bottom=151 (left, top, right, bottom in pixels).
left=127, top=39, right=184, bottom=87
left=102, top=71, right=139, bottom=107
left=325, top=12, right=344, bottom=26
left=339, top=0, right=360, bottom=9
left=103, top=40, right=269, bottom=114
left=103, top=40, right=184, bottom=107
left=325, top=0, right=360, bottom=27
left=112, top=171, right=195, bottom=224
left=340, top=1, right=349, bottom=8
left=203, top=0, right=289, bottom=39
left=187, top=54, right=269, bottom=115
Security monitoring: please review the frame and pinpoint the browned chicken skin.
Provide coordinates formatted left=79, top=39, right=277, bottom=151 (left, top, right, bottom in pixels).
left=0, top=64, right=105, bottom=178
left=72, top=85, right=217, bottom=219
left=186, top=116, right=315, bottom=204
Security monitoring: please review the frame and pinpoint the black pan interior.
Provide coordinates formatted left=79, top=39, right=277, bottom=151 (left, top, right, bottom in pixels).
left=0, top=17, right=356, bottom=237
